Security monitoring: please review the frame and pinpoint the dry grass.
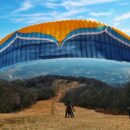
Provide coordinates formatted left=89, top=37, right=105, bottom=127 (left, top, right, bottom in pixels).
left=0, top=82, right=130, bottom=130
left=0, top=99, right=130, bottom=130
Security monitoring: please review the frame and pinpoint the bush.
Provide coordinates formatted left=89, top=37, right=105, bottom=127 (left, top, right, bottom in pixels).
left=0, top=76, right=56, bottom=113
left=62, top=82, right=130, bottom=115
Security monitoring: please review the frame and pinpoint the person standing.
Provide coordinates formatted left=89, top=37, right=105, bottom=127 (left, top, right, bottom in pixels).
left=65, top=99, right=75, bottom=118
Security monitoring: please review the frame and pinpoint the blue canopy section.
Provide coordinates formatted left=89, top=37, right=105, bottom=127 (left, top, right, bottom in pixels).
left=0, top=27, right=130, bottom=69
left=0, top=32, right=58, bottom=50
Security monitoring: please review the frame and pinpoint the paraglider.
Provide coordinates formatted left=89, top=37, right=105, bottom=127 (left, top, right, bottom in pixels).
left=0, top=20, right=130, bottom=69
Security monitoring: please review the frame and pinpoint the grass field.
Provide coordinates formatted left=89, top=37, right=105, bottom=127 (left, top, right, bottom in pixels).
left=0, top=98, right=130, bottom=130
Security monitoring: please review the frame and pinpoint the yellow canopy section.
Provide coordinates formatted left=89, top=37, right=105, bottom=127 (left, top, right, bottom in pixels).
left=0, top=33, right=14, bottom=45
left=111, top=26, right=130, bottom=41
left=0, top=20, right=105, bottom=45
left=18, top=20, right=105, bottom=44
left=0, top=19, right=130, bottom=45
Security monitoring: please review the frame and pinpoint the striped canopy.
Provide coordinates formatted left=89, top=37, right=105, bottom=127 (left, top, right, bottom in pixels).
left=0, top=20, right=130, bottom=68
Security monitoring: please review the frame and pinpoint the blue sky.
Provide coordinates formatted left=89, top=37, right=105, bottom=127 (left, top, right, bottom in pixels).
left=0, top=0, right=130, bottom=40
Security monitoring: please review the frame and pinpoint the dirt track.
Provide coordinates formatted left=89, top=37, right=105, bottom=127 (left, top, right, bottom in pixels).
left=0, top=99, right=130, bottom=130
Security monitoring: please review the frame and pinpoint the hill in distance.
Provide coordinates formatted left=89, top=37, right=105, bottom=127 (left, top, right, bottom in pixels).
left=0, top=58, right=130, bottom=86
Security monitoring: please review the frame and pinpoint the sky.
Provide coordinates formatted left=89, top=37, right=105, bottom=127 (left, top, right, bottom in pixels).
left=0, top=0, right=130, bottom=40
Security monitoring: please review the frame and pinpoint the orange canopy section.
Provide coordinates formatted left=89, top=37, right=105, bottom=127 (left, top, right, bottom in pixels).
left=17, top=20, right=105, bottom=44
left=0, top=33, right=14, bottom=45
left=0, top=19, right=130, bottom=45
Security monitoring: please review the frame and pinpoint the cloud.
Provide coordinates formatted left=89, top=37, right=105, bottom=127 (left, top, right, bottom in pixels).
left=87, top=18, right=97, bottom=21
left=119, top=2, right=129, bottom=6
left=39, top=0, right=116, bottom=10
left=12, top=13, right=50, bottom=24
left=115, top=12, right=130, bottom=21
left=12, top=7, right=89, bottom=24
left=62, top=0, right=116, bottom=8
left=11, top=0, right=117, bottom=24
left=13, top=0, right=33, bottom=13
left=122, top=29, right=130, bottom=34
left=10, top=0, right=117, bottom=24
left=90, top=11, right=112, bottom=17
left=45, top=1, right=61, bottom=8
left=112, top=22, right=121, bottom=27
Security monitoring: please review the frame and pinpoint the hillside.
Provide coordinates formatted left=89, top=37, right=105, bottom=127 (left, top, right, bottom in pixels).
left=0, top=76, right=130, bottom=130
left=1, top=75, right=130, bottom=114
left=0, top=99, right=130, bottom=130
left=1, top=58, right=130, bottom=85
left=0, top=75, right=110, bottom=113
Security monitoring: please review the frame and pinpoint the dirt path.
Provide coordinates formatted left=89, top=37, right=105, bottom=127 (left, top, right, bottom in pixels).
left=0, top=99, right=130, bottom=130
